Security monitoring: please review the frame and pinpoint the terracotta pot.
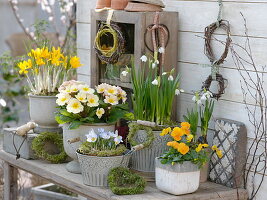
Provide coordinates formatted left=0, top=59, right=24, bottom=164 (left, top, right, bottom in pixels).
left=200, top=161, right=209, bottom=182
left=96, top=0, right=111, bottom=9
left=111, top=0, right=128, bottom=10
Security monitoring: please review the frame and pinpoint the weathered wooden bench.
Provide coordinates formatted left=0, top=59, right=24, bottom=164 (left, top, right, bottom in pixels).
left=0, top=150, right=248, bottom=200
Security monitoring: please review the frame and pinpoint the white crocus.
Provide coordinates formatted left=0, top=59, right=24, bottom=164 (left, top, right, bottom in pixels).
left=104, top=95, right=119, bottom=105
left=79, top=85, right=95, bottom=94
left=114, top=136, right=123, bottom=145
left=75, top=92, right=87, bottom=103
left=87, top=94, right=99, bottom=107
left=121, top=70, right=128, bottom=77
left=56, top=93, right=71, bottom=106
left=66, top=98, right=84, bottom=114
left=100, top=132, right=110, bottom=139
left=96, top=108, right=105, bottom=119
left=86, top=129, right=98, bottom=143
left=140, top=55, right=148, bottom=62
left=151, top=79, right=158, bottom=85
left=158, top=47, right=165, bottom=54
left=168, top=75, right=174, bottom=81
left=108, top=130, right=119, bottom=138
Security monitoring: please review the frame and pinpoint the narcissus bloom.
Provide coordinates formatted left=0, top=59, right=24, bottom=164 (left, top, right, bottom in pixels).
left=70, top=56, right=82, bottom=68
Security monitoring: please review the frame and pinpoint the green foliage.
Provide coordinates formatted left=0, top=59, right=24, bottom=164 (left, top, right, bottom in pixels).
left=131, top=56, right=180, bottom=125
left=200, top=99, right=214, bottom=140
left=32, top=132, right=68, bottom=164
left=78, top=144, right=127, bottom=157
left=183, top=106, right=199, bottom=136
left=108, top=167, right=146, bottom=195
left=0, top=53, right=26, bottom=128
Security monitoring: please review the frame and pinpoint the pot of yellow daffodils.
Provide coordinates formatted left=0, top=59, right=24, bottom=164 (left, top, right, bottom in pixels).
left=156, top=122, right=222, bottom=195
left=17, top=47, right=82, bottom=131
left=55, top=81, right=129, bottom=173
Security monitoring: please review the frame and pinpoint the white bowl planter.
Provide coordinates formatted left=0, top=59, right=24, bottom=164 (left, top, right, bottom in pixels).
left=62, top=123, right=115, bottom=174
left=131, top=130, right=170, bottom=172
left=155, top=158, right=200, bottom=195
left=77, top=152, right=131, bottom=187
left=28, top=94, right=58, bottom=129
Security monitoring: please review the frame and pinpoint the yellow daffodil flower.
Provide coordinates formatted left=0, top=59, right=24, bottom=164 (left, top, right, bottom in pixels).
left=70, top=56, right=82, bottom=68
left=18, top=60, right=31, bottom=74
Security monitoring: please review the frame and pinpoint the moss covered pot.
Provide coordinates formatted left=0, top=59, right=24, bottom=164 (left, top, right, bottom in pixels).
left=155, top=158, right=200, bottom=195
left=77, top=152, right=131, bottom=187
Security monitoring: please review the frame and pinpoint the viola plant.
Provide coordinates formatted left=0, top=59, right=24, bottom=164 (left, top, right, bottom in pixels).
left=159, top=122, right=222, bottom=168
left=77, top=128, right=127, bottom=157
left=55, top=80, right=129, bottom=129
left=17, top=47, right=82, bottom=96
left=130, top=54, right=181, bottom=125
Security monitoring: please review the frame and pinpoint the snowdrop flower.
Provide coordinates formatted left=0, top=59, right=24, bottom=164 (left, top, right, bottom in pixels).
left=86, top=129, right=98, bottom=143
left=114, top=136, right=123, bottom=145
left=66, top=98, right=84, bottom=114
left=0, top=99, right=7, bottom=107
left=158, top=47, right=165, bottom=54
left=56, top=93, right=71, bottom=106
left=168, top=75, right=174, bottom=81
left=152, top=79, right=158, bottom=85
left=200, top=94, right=207, bottom=101
left=152, top=63, right=157, bottom=69
left=162, top=72, right=167, bottom=75
left=205, top=91, right=213, bottom=99
left=192, top=95, right=202, bottom=105
left=121, top=70, right=128, bottom=77
left=96, top=108, right=105, bottom=119
left=140, top=55, right=148, bottom=62
left=87, top=94, right=99, bottom=107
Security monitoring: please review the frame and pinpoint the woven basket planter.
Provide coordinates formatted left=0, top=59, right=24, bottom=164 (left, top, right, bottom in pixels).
left=77, top=152, right=131, bottom=187
left=130, top=130, right=170, bottom=172
left=155, top=158, right=200, bottom=195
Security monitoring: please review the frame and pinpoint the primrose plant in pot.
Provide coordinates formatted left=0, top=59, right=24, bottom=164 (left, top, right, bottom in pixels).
left=156, top=122, right=222, bottom=195
left=17, top=46, right=82, bottom=132
left=126, top=53, right=181, bottom=173
left=55, top=80, right=129, bottom=173
left=77, top=128, right=130, bottom=187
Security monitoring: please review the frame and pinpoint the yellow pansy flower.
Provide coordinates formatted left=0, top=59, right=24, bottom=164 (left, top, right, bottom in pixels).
left=171, top=127, right=184, bottom=141
left=160, top=127, right=172, bottom=136
left=178, top=143, right=189, bottom=155
left=216, top=150, right=223, bottom=158
left=212, top=145, right=218, bottom=151
left=186, top=134, right=194, bottom=142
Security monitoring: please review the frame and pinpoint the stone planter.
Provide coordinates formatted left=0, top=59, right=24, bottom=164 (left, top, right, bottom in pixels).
left=120, top=68, right=131, bottom=83
left=63, top=123, right=115, bottom=174
left=155, top=158, right=200, bottom=195
left=77, top=152, right=131, bottom=187
left=31, top=183, right=78, bottom=200
left=28, top=94, right=58, bottom=131
left=131, top=130, right=170, bottom=172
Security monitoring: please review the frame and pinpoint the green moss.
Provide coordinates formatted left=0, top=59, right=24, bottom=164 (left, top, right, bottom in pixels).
left=32, top=132, right=68, bottom=164
left=108, top=167, right=146, bottom=195
left=77, top=144, right=127, bottom=157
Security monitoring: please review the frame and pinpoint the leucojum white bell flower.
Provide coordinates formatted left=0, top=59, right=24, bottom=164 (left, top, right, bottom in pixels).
left=168, top=75, right=174, bottom=81
left=140, top=55, right=148, bottom=62
left=86, top=129, right=98, bottom=143
left=121, top=70, right=128, bottom=77
left=175, top=89, right=184, bottom=95
left=158, top=47, right=165, bottom=54
left=152, top=79, right=158, bottom=85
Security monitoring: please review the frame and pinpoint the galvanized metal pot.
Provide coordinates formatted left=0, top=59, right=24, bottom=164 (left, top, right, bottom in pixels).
left=155, top=158, right=200, bottom=195
left=77, top=152, right=131, bottom=187
left=130, top=130, right=170, bottom=172
left=63, top=123, right=115, bottom=174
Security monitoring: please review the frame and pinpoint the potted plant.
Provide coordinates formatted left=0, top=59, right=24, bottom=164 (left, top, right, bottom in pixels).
left=17, top=46, right=82, bottom=131
left=127, top=54, right=181, bottom=173
left=185, top=89, right=215, bottom=182
left=155, top=122, right=222, bottom=195
left=55, top=80, right=129, bottom=173
left=76, top=129, right=131, bottom=186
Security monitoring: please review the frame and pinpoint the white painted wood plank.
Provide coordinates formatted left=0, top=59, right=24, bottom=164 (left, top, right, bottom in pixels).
left=77, top=48, right=91, bottom=76
left=164, top=0, right=267, bottom=38
left=77, top=23, right=91, bottom=50
left=77, top=0, right=97, bottom=23
left=77, top=74, right=91, bottom=86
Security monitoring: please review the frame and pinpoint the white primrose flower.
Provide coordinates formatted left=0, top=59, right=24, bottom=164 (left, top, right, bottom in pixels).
left=121, top=70, right=128, bottom=77
left=66, top=98, right=84, bottom=114
left=86, top=129, right=98, bottom=143
left=104, top=95, right=119, bottom=105
left=168, top=75, right=174, bottom=81
left=75, top=92, right=87, bottom=103
left=79, top=85, right=95, bottom=94
left=96, top=108, right=105, bottom=119
left=140, top=55, right=148, bottom=62
left=87, top=94, right=99, bottom=107
left=105, top=85, right=118, bottom=95
left=114, top=136, right=123, bottom=145
left=56, top=93, right=71, bottom=106
left=158, top=47, right=165, bottom=54
left=70, top=84, right=79, bottom=93
left=151, top=79, right=158, bottom=85
left=96, top=83, right=109, bottom=93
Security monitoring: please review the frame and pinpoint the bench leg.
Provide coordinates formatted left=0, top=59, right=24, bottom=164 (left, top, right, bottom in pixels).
left=3, top=162, right=18, bottom=200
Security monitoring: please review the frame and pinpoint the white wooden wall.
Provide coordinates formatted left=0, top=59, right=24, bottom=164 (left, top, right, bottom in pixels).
left=76, top=1, right=267, bottom=199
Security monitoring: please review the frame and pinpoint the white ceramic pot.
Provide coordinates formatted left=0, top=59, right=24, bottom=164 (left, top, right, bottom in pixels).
left=155, top=158, right=200, bottom=195
left=77, top=152, right=131, bottom=187
left=28, top=94, right=58, bottom=128
left=131, top=130, right=170, bottom=172
left=62, top=123, right=115, bottom=174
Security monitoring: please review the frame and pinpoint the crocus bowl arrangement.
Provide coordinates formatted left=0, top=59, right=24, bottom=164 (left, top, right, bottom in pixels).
left=156, top=122, right=222, bottom=195
left=17, top=46, right=82, bottom=129
left=55, top=80, right=128, bottom=173
left=77, top=128, right=130, bottom=186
